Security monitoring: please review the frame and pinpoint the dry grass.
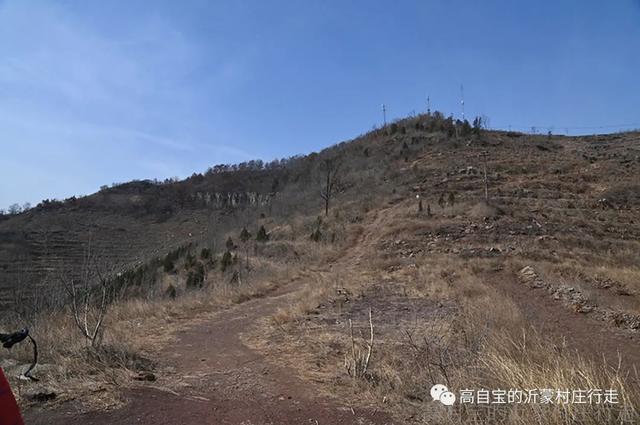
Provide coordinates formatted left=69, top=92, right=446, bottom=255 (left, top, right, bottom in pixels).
left=2, top=262, right=287, bottom=411
left=349, top=260, right=640, bottom=424
left=250, top=237, right=640, bottom=425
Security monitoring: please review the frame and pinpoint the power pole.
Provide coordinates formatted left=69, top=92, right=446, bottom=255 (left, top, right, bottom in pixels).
left=427, top=95, right=431, bottom=115
left=460, top=84, right=465, bottom=121
left=382, top=104, right=387, bottom=127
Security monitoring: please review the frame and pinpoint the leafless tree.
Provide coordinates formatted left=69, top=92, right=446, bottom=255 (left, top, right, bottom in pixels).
left=319, top=158, right=340, bottom=216
left=345, top=308, right=374, bottom=379
left=59, top=241, right=111, bottom=347
left=8, top=203, right=21, bottom=215
left=479, top=151, right=489, bottom=201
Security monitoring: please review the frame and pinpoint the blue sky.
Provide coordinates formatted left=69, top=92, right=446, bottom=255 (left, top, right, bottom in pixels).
left=1, top=1, right=639, bottom=209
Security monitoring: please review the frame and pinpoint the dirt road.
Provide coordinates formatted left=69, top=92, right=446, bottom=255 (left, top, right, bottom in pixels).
left=24, top=280, right=394, bottom=425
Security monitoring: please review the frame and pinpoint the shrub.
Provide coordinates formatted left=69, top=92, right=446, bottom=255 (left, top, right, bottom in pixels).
left=310, top=217, right=323, bottom=242
left=186, top=262, right=205, bottom=288
left=165, top=284, right=177, bottom=298
left=226, top=237, right=235, bottom=250
left=184, top=252, right=196, bottom=270
left=220, top=251, right=233, bottom=272
left=200, top=247, right=211, bottom=260
left=256, top=225, right=269, bottom=242
left=240, top=227, right=251, bottom=243
left=473, top=116, right=484, bottom=135
left=460, top=119, right=472, bottom=136
left=163, top=255, right=175, bottom=273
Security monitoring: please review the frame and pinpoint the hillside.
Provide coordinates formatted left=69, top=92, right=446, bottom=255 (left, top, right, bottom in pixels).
left=3, top=114, right=640, bottom=424
left=2, top=116, right=639, bottom=307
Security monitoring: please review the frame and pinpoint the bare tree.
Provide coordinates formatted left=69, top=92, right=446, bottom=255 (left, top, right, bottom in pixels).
left=319, top=158, right=340, bottom=216
left=448, top=192, right=456, bottom=210
left=479, top=151, right=489, bottom=201
left=438, top=193, right=446, bottom=211
left=60, top=241, right=110, bottom=347
left=344, top=308, right=374, bottom=379
left=8, top=203, right=21, bottom=215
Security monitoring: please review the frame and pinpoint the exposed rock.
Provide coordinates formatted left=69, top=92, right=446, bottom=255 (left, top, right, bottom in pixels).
left=134, top=371, right=157, bottom=382
left=519, top=266, right=594, bottom=310
left=468, top=201, right=505, bottom=219
left=518, top=266, right=544, bottom=288
left=23, top=386, right=57, bottom=403
left=191, top=191, right=274, bottom=209
left=600, top=311, right=640, bottom=330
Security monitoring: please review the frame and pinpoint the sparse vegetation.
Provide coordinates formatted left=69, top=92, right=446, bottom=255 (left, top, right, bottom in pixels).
left=220, top=251, right=233, bottom=272
left=310, top=217, right=323, bottom=242
left=2, top=115, right=640, bottom=424
left=186, top=262, right=205, bottom=288
left=163, top=255, right=175, bottom=273
left=319, top=158, right=341, bottom=216
left=256, top=225, right=269, bottom=242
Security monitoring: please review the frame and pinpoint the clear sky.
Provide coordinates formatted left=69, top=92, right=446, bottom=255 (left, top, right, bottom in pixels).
left=1, top=0, right=639, bottom=209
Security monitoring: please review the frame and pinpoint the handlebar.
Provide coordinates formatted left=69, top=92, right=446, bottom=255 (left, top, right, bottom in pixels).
left=0, top=328, right=39, bottom=381
left=0, top=328, right=29, bottom=349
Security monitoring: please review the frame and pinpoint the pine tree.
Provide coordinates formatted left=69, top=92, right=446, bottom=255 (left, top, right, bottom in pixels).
left=163, top=255, right=175, bottom=273
left=240, top=227, right=251, bottom=243
left=239, top=227, right=252, bottom=269
left=220, top=251, right=233, bottom=272
left=256, top=225, right=269, bottom=242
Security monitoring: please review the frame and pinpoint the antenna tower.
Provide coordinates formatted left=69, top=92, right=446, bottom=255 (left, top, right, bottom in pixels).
left=460, top=84, right=465, bottom=121
left=382, top=104, right=387, bottom=127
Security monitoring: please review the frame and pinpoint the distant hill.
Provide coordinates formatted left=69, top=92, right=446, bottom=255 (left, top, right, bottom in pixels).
left=2, top=113, right=639, bottom=309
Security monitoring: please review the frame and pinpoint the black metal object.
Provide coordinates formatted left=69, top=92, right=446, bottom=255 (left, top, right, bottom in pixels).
left=0, top=328, right=39, bottom=381
left=0, top=328, right=28, bottom=348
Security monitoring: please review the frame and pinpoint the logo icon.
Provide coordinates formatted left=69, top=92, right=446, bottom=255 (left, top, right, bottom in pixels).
left=431, top=384, right=456, bottom=406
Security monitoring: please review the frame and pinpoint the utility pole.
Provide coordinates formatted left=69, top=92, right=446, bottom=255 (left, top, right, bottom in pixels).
left=427, top=95, right=431, bottom=115
left=460, top=84, right=465, bottom=121
left=382, top=104, right=387, bottom=127
left=480, top=151, right=489, bottom=201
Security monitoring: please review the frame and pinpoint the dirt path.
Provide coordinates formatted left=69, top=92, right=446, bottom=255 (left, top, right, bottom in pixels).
left=24, top=276, right=394, bottom=425
left=485, top=269, right=640, bottom=368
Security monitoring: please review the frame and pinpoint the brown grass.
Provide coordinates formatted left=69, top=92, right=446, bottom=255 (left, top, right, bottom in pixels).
left=2, top=261, right=287, bottom=411
left=249, top=226, right=640, bottom=425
